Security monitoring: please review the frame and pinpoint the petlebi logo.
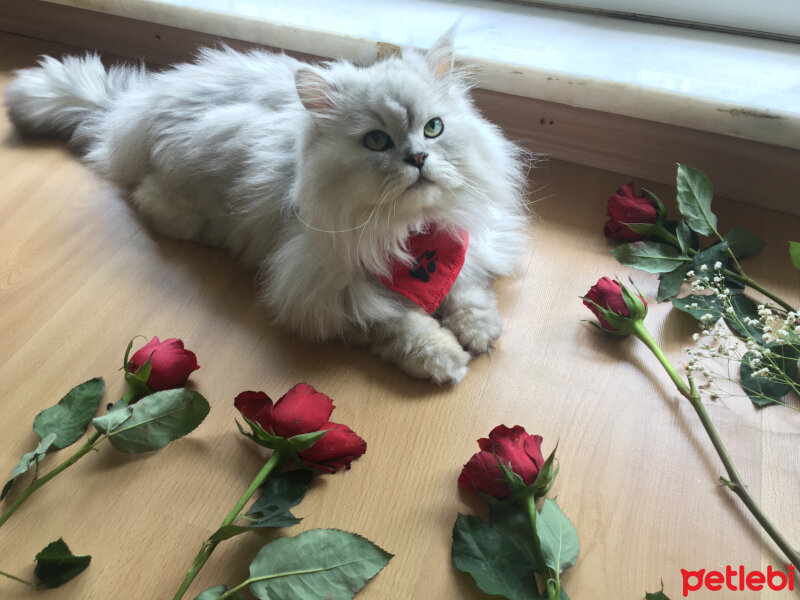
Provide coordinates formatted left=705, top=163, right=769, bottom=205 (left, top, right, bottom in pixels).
left=681, top=565, right=795, bottom=596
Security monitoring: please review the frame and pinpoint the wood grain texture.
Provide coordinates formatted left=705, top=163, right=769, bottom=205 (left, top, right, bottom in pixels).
left=0, top=32, right=799, bottom=600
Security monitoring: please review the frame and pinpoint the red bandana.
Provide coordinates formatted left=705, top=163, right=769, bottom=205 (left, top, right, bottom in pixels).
left=375, top=226, right=469, bottom=313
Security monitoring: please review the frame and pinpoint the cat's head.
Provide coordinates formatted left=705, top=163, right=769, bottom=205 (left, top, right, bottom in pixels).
left=292, top=30, right=525, bottom=272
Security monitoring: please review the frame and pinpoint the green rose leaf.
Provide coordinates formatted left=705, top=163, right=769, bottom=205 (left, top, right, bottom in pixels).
left=33, top=378, right=105, bottom=449
left=92, top=403, right=134, bottom=435
left=645, top=581, right=671, bottom=599
left=194, top=585, right=246, bottom=600
left=103, top=388, right=210, bottom=453
left=488, top=504, right=537, bottom=562
left=690, top=242, right=730, bottom=276
left=2, top=433, right=58, bottom=501
left=660, top=220, right=699, bottom=251
left=612, top=241, right=689, bottom=274
left=208, top=470, right=313, bottom=542
left=689, top=241, right=745, bottom=296
left=33, top=538, right=91, bottom=588
left=676, top=221, right=692, bottom=255
left=726, top=294, right=763, bottom=340
left=724, top=228, right=765, bottom=259
left=536, top=499, right=579, bottom=576
left=247, top=528, right=392, bottom=600
left=657, top=263, right=690, bottom=302
left=671, top=294, right=761, bottom=341
left=452, top=514, right=539, bottom=600
left=740, top=343, right=800, bottom=407
left=247, top=469, right=313, bottom=526
left=676, top=164, right=718, bottom=236
left=671, top=294, right=724, bottom=323
left=790, top=241, right=800, bottom=274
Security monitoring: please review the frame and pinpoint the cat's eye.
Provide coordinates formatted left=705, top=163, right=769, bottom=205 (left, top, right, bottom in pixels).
left=363, top=130, right=393, bottom=151
left=423, top=117, right=444, bottom=139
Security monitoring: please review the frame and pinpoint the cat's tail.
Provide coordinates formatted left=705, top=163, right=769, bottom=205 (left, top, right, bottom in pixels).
left=4, top=53, right=145, bottom=145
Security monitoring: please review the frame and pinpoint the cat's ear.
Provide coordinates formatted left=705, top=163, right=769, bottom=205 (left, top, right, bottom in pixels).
left=295, top=68, right=337, bottom=115
left=426, top=23, right=458, bottom=81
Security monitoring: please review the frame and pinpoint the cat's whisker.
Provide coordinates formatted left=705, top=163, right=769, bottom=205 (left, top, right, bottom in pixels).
left=291, top=204, right=372, bottom=235
left=357, top=177, right=394, bottom=258
left=459, top=177, right=493, bottom=205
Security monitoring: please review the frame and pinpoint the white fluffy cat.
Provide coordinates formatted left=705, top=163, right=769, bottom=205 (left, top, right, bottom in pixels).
left=4, top=31, right=528, bottom=384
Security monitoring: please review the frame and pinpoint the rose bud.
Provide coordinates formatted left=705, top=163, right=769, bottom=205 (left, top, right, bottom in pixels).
left=458, top=425, right=544, bottom=500
left=582, top=277, right=647, bottom=335
left=604, top=183, right=661, bottom=241
left=128, top=337, right=199, bottom=391
left=235, top=384, right=366, bottom=473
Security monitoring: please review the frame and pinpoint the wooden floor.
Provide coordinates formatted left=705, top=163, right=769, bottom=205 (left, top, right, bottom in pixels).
left=1, top=32, right=798, bottom=600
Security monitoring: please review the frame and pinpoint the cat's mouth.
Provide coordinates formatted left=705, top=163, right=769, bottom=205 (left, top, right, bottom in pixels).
left=409, top=174, right=434, bottom=189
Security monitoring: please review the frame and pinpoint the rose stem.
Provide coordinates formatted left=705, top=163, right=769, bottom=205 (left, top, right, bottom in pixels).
left=522, top=494, right=559, bottom=600
left=632, top=320, right=800, bottom=568
left=0, top=431, right=107, bottom=529
left=0, top=383, right=153, bottom=530
left=171, top=449, right=285, bottom=600
left=654, top=226, right=795, bottom=313
left=0, top=569, right=36, bottom=587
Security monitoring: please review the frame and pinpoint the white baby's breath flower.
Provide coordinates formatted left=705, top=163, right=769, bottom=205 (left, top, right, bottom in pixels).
left=700, top=264, right=708, bottom=272
left=713, top=261, right=723, bottom=270
left=700, top=313, right=713, bottom=322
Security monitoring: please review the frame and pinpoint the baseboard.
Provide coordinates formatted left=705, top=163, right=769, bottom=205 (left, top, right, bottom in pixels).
left=2, top=0, right=798, bottom=214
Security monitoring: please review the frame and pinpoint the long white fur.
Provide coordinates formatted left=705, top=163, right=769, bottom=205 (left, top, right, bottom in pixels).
left=4, top=32, right=528, bottom=384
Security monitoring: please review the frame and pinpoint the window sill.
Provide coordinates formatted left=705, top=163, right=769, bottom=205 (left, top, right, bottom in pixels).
left=3, top=0, right=799, bottom=214
left=40, top=0, right=800, bottom=152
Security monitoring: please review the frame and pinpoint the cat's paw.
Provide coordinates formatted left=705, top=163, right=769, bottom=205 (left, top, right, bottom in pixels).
left=442, top=305, right=502, bottom=355
left=404, top=333, right=470, bottom=385
left=372, top=311, right=471, bottom=385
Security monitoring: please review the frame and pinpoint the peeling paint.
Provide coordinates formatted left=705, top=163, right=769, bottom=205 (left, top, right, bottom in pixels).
left=717, top=108, right=783, bottom=120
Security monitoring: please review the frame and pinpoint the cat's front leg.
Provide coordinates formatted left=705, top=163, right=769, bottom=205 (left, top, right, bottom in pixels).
left=370, top=310, right=470, bottom=385
left=439, top=277, right=502, bottom=355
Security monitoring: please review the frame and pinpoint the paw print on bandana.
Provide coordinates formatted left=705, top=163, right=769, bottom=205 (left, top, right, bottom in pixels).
left=409, top=249, right=437, bottom=283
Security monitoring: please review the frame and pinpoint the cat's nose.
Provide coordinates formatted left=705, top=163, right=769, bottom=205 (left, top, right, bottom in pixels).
left=404, top=152, right=428, bottom=169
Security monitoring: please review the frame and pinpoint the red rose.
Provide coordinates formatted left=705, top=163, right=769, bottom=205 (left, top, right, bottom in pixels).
left=128, top=337, right=199, bottom=391
left=458, top=425, right=544, bottom=499
left=235, top=383, right=366, bottom=473
left=582, top=277, right=647, bottom=333
left=604, top=183, right=659, bottom=241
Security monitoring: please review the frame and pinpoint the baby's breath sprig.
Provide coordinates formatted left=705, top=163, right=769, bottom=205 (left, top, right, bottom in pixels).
left=584, top=277, right=800, bottom=570
left=681, top=263, right=799, bottom=408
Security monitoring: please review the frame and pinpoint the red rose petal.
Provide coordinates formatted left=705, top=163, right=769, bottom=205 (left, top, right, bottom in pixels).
left=271, top=383, right=335, bottom=438
left=299, top=422, right=366, bottom=473
left=459, top=451, right=510, bottom=499
left=234, top=391, right=274, bottom=430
